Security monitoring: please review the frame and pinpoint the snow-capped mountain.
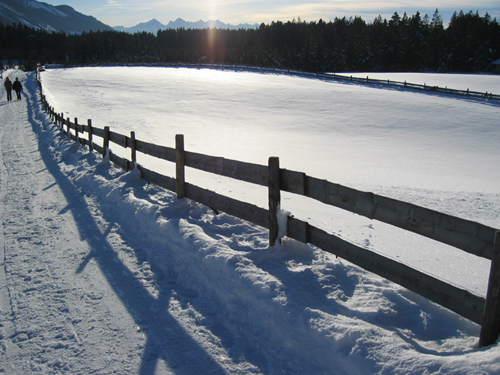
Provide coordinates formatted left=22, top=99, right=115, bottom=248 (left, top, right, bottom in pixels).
left=114, top=17, right=259, bottom=33
left=0, top=0, right=112, bottom=33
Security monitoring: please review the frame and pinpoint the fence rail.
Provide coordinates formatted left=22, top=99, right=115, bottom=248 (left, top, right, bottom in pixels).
left=37, top=70, right=500, bottom=348
left=320, top=72, right=500, bottom=101
left=193, top=64, right=500, bottom=100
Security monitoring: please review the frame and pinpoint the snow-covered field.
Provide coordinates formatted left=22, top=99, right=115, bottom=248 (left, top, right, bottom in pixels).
left=40, top=66, right=500, bottom=295
left=0, top=66, right=499, bottom=374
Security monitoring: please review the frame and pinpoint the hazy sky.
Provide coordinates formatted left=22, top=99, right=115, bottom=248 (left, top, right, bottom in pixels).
left=40, top=0, right=500, bottom=27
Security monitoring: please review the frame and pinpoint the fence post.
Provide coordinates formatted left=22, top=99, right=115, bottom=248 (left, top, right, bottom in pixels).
left=88, top=119, right=93, bottom=153
left=479, top=231, right=500, bottom=347
left=66, top=117, right=70, bottom=137
left=268, top=156, right=281, bottom=246
left=176, top=134, right=186, bottom=199
left=130, top=131, right=136, bottom=169
left=103, top=126, right=110, bottom=157
left=75, top=118, right=79, bottom=143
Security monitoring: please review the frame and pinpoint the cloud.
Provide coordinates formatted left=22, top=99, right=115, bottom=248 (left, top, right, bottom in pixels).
left=101, top=0, right=151, bottom=11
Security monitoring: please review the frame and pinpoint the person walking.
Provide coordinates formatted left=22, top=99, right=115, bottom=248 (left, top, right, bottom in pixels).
left=4, top=77, right=12, bottom=101
left=13, top=77, right=22, bottom=100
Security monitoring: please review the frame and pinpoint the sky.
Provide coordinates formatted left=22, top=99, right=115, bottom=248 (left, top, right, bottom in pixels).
left=38, top=0, right=500, bottom=27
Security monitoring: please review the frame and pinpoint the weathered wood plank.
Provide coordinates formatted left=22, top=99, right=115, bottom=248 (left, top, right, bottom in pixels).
left=87, top=119, right=93, bottom=153
left=269, top=157, right=280, bottom=246
left=103, top=126, right=110, bottom=156
left=287, top=217, right=485, bottom=324
left=281, top=173, right=496, bottom=260
left=130, top=131, right=136, bottom=167
left=280, top=169, right=305, bottom=195
left=93, top=143, right=104, bottom=155
left=109, top=131, right=128, bottom=148
left=480, top=231, right=500, bottom=347
left=135, top=140, right=176, bottom=162
left=186, top=183, right=269, bottom=229
left=109, top=151, right=129, bottom=171
left=185, top=151, right=268, bottom=186
left=74, top=118, right=80, bottom=143
left=176, top=134, right=186, bottom=199
left=92, top=127, right=105, bottom=138
left=66, top=118, right=70, bottom=136
left=138, top=166, right=177, bottom=192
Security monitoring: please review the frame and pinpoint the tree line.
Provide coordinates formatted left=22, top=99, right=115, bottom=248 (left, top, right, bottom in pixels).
left=1, top=10, right=499, bottom=73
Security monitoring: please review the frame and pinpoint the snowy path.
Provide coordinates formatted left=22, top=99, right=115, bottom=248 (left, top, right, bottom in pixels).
left=0, top=73, right=228, bottom=374
left=1, top=70, right=500, bottom=374
left=0, top=71, right=268, bottom=375
left=0, top=73, right=150, bottom=373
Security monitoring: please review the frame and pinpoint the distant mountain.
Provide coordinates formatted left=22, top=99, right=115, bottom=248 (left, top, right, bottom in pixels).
left=114, top=18, right=165, bottom=34
left=0, top=0, right=113, bottom=33
left=114, top=18, right=259, bottom=33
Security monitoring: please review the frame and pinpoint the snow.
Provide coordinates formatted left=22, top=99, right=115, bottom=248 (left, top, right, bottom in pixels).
left=0, top=66, right=499, bottom=374
left=40, top=66, right=500, bottom=294
left=24, top=0, right=69, bottom=18
left=343, top=72, right=500, bottom=94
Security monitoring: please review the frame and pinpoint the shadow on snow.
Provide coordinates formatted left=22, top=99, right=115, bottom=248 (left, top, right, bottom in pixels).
left=24, top=72, right=230, bottom=375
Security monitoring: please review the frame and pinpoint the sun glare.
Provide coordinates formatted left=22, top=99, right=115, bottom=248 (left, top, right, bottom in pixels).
left=208, top=0, right=218, bottom=21
left=207, top=28, right=217, bottom=53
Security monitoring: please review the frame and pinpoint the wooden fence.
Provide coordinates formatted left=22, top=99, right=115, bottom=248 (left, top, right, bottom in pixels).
left=224, top=65, right=500, bottom=101
left=37, top=73, right=500, bottom=348
left=230, top=65, right=500, bottom=100
left=320, top=72, right=500, bottom=101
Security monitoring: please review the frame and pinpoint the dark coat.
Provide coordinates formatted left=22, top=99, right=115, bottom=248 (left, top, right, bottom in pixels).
left=13, top=80, right=22, bottom=92
left=4, top=79, right=12, bottom=91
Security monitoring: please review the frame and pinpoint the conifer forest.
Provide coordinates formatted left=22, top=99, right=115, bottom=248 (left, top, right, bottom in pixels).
left=1, top=10, right=499, bottom=73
